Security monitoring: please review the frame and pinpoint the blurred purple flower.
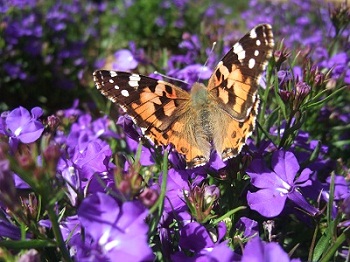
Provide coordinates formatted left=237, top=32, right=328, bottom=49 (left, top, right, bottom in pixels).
left=77, top=192, right=154, bottom=261
left=3, top=62, right=27, bottom=80
left=242, top=237, right=301, bottom=262
left=172, top=221, right=237, bottom=262
left=179, top=33, right=201, bottom=51
left=320, top=52, right=348, bottom=75
left=0, top=159, right=22, bottom=208
left=235, top=217, right=259, bottom=238
left=125, top=136, right=155, bottom=166
left=112, top=49, right=138, bottom=71
left=0, top=220, right=23, bottom=240
left=66, top=113, right=117, bottom=153
left=324, top=175, right=350, bottom=201
left=247, top=150, right=318, bottom=218
left=4, top=106, right=44, bottom=150
left=341, top=195, right=350, bottom=218
left=173, top=64, right=211, bottom=86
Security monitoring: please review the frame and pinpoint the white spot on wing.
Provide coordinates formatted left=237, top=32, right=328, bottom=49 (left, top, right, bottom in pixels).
left=110, top=71, right=117, bottom=77
left=114, top=85, right=120, bottom=90
left=121, top=89, right=129, bottom=97
left=254, top=50, right=259, bottom=56
left=130, top=74, right=141, bottom=81
left=233, top=42, right=245, bottom=61
left=248, top=58, right=255, bottom=69
left=109, top=79, right=114, bottom=83
left=256, top=40, right=261, bottom=46
left=128, top=74, right=141, bottom=88
left=250, top=29, right=257, bottom=39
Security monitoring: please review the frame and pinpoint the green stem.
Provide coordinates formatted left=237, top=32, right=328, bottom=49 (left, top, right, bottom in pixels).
left=47, top=205, right=72, bottom=262
left=319, top=227, right=350, bottom=262
left=308, top=222, right=319, bottom=261
left=212, top=206, right=247, bottom=225
left=149, top=150, right=168, bottom=231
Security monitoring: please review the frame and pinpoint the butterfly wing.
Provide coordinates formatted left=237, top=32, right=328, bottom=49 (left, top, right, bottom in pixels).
left=93, top=70, right=209, bottom=167
left=208, top=24, right=274, bottom=160
left=207, top=24, right=274, bottom=120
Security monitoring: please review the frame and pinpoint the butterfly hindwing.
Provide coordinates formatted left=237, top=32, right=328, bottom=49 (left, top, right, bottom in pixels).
left=207, top=24, right=274, bottom=120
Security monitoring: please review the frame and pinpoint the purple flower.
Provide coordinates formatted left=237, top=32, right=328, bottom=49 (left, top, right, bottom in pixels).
left=241, top=237, right=301, bottom=262
left=58, top=158, right=80, bottom=206
left=247, top=150, right=318, bottom=218
left=112, top=49, right=138, bottom=71
left=172, top=64, right=211, bottom=86
left=163, top=168, right=191, bottom=214
left=0, top=220, right=22, bottom=240
left=172, top=221, right=237, bottom=262
left=235, top=217, right=259, bottom=238
left=77, top=192, right=154, bottom=261
left=3, top=106, right=44, bottom=149
left=325, top=175, right=350, bottom=201
left=72, top=139, right=112, bottom=182
left=65, top=114, right=117, bottom=152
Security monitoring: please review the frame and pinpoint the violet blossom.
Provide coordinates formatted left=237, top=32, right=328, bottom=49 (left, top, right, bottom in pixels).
left=77, top=192, right=154, bottom=261
left=112, top=49, right=138, bottom=71
left=2, top=106, right=44, bottom=150
left=247, top=150, right=318, bottom=218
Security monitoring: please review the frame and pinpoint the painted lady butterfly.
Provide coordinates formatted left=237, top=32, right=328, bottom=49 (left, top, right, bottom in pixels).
left=94, top=24, right=274, bottom=168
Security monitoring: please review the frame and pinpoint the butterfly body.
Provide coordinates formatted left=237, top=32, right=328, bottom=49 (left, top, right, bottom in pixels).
left=94, top=24, right=274, bottom=168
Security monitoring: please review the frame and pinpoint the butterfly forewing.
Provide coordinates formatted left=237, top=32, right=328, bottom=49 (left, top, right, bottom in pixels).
left=94, top=24, right=274, bottom=168
left=93, top=70, right=190, bottom=143
left=207, top=24, right=274, bottom=120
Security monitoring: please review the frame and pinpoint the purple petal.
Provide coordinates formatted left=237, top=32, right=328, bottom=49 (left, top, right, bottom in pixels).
left=249, top=171, right=288, bottom=189
left=116, top=201, right=148, bottom=234
left=295, top=168, right=313, bottom=184
left=247, top=189, right=287, bottom=218
left=202, top=240, right=237, bottom=262
left=288, top=191, right=318, bottom=216
left=16, top=120, right=44, bottom=143
left=247, top=159, right=274, bottom=177
left=326, top=175, right=350, bottom=200
left=78, top=192, right=120, bottom=241
left=113, top=49, right=138, bottom=71
left=163, top=168, right=190, bottom=212
left=242, top=237, right=292, bottom=262
left=217, top=221, right=227, bottom=241
left=179, top=222, right=213, bottom=251
left=264, top=242, right=291, bottom=262
left=241, top=237, right=264, bottom=262
left=5, top=106, right=31, bottom=133
left=209, top=151, right=226, bottom=170
left=0, top=220, right=22, bottom=240
left=5, top=106, right=44, bottom=143
left=30, top=107, right=43, bottom=119
left=235, top=217, right=259, bottom=238
left=272, top=151, right=298, bottom=184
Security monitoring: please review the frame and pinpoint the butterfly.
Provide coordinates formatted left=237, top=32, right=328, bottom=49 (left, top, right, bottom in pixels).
left=93, top=24, right=274, bottom=168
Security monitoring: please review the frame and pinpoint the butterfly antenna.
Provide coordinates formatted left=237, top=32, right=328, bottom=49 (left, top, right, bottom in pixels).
left=153, top=71, right=189, bottom=85
left=197, top=41, right=216, bottom=82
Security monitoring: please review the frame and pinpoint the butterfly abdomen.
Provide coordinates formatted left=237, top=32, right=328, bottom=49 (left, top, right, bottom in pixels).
left=189, top=82, right=214, bottom=140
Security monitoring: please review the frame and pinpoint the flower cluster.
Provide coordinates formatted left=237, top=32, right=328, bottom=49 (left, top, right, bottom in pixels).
left=0, top=0, right=349, bottom=261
